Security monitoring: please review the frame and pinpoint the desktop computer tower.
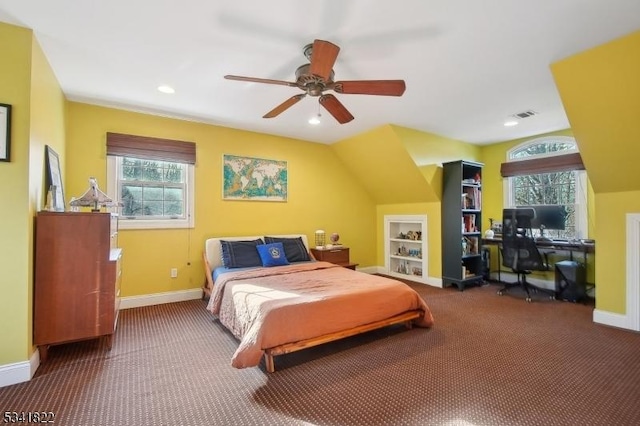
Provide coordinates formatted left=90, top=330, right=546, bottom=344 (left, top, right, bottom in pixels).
left=555, top=260, right=587, bottom=302
left=481, top=247, right=491, bottom=281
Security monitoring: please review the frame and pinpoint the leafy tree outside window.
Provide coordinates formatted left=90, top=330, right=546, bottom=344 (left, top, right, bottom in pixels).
left=120, top=157, right=185, bottom=218
left=107, top=156, right=194, bottom=230
left=506, top=136, right=586, bottom=240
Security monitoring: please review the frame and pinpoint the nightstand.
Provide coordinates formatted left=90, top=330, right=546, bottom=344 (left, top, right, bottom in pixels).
left=310, top=246, right=358, bottom=270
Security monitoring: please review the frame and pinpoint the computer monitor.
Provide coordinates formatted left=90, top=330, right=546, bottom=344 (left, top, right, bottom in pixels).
left=520, top=205, right=567, bottom=231
left=502, top=207, right=536, bottom=237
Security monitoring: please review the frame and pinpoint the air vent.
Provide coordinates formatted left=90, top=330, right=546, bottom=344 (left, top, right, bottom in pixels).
left=512, top=110, right=538, bottom=119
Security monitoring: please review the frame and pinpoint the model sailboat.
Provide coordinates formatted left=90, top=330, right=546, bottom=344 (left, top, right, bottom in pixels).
left=69, top=177, right=121, bottom=212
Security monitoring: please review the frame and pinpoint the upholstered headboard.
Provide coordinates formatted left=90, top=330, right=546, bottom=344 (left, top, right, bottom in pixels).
left=204, top=234, right=310, bottom=271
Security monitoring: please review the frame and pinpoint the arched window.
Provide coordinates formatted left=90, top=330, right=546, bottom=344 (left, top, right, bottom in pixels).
left=504, top=136, right=587, bottom=240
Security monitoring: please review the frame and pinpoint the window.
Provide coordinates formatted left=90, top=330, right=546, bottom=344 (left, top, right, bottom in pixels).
left=504, top=136, right=587, bottom=240
left=105, top=132, right=195, bottom=230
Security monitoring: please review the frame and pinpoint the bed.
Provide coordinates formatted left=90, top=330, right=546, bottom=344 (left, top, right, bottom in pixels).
left=203, top=234, right=434, bottom=372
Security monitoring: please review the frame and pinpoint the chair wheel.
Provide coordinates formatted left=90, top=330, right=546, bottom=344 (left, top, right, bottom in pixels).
left=526, top=297, right=532, bottom=303
left=497, top=290, right=503, bottom=296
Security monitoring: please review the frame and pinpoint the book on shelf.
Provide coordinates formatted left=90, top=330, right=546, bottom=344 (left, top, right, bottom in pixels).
left=463, top=214, right=477, bottom=233
left=463, top=236, right=479, bottom=255
left=462, top=186, right=481, bottom=210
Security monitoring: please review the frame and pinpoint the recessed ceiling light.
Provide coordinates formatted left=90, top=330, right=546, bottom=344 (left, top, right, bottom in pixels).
left=157, top=85, right=175, bottom=94
left=504, top=120, right=518, bottom=127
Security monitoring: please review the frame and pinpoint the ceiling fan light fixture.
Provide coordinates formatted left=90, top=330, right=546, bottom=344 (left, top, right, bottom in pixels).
left=308, top=113, right=321, bottom=125
left=157, top=85, right=175, bottom=94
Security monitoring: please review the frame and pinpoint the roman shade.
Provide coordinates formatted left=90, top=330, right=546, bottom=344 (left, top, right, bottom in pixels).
left=500, top=152, right=584, bottom=177
left=106, top=132, right=196, bottom=164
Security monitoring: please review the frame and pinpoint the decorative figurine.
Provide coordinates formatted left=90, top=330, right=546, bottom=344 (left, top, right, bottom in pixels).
left=69, top=177, right=121, bottom=212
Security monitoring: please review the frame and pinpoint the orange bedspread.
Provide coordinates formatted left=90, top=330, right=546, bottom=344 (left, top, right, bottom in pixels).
left=206, top=261, right=434, bottom=368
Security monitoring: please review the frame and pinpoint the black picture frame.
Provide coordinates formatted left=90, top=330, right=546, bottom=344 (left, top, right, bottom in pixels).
left=0, top=103, right=11, bottom=162
left=45, top=145, right=65, bottom=211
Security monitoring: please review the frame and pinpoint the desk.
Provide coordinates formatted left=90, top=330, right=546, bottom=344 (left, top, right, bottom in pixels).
left=482, top=237, right=595, bottom=284
left=483, top=237, right=594, bottom=260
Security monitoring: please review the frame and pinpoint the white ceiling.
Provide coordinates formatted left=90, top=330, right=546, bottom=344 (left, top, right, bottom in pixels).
left=1, top=1, right=639, bottom=145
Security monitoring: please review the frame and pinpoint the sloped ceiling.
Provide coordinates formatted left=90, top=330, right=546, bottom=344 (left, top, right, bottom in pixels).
left=332, top=125, right=433, bottom=204
left=551, top=30, right=640, bottom=194
left=392, top=125, right=481, bottom=168
left=331, top=124, right=480, bottom=204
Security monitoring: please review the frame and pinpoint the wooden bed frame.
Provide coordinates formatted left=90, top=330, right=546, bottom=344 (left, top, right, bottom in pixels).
left=202, top=235, right=422, bottom=372
left=262, top=310, right=420, bottom=373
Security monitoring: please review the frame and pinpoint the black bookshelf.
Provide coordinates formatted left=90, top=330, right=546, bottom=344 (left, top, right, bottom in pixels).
left=442, top=160, right=484, bottom=290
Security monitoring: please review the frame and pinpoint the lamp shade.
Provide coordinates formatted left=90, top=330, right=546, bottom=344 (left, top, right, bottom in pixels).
left=315, top=230, right=326, bottom=249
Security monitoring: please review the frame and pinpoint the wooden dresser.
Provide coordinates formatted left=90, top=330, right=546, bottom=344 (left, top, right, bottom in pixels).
left=34, top=212, right=122, bottom=361
left=310, top=246, right=358, bottom=270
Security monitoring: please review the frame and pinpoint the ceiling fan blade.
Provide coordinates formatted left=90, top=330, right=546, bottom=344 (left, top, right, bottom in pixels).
left=224, top=75, right=297, bottom=88
left=319, top=94, right=354, bottom=124
left=333, top=80, right=406, bottom=96
left=263, top=94, right=306, bottom=118
left=309, top=39, right=340, bottom=81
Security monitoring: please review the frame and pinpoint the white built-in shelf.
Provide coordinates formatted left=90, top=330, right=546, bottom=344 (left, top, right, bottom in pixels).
left=384, top=215, right=428, bottom=285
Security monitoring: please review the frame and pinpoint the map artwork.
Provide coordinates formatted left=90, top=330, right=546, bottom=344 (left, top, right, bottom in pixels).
left=223, top=154, right=288, bottom=201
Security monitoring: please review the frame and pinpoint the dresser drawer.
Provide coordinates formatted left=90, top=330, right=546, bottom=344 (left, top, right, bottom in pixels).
left=312, top=247, right=350, bottom=264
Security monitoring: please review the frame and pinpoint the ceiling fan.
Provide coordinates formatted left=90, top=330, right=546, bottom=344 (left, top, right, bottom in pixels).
left=224, top=39, right=406, bottom=124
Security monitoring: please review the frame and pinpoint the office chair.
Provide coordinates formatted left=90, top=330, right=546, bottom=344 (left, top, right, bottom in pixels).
left=498, top=208, right=556, bottom=302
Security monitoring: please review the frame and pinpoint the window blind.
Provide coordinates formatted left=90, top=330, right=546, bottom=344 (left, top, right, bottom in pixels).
left=106, top=132, right=196, bottom=164
left=500, top=152, right=584, bottom=177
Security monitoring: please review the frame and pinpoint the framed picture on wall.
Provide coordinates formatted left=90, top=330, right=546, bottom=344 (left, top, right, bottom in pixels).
left=222, top=154, right=288, bottom=202
left=45, top=145, right=65, bottom=211
left=0, top=103, right=11, bottom=162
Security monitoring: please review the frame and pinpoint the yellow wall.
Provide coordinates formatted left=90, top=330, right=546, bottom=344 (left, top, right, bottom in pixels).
left=395, top=125, right=480, bottom=202
left=0, top=23, right=32, bottom=366
left=395, top=125, right=481, bottom=168
left=551, top=30, right=640, bottom=194
left=0, top=23, right=65, bottom=367
left=551, top=30, right=640, bottom=314
left=331, top=125, right=434, bottom=204
left=65, top=102, right=378, bottom=297
left=592, top=191, right=640, bottom=309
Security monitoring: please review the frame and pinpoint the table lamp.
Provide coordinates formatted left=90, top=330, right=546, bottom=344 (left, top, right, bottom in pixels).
left=315, top=230, right=326, bottom=249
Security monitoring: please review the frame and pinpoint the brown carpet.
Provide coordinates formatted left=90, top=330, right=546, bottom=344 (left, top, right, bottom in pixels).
left=2, top=281, right=640, bottom=426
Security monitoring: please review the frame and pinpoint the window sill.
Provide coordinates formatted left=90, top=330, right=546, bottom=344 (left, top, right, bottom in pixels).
left=118, top=218, right=193, bottom=230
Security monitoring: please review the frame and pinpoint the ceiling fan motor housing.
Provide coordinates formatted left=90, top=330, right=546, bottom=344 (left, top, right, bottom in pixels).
left=295, top=64, right=334, bottom=96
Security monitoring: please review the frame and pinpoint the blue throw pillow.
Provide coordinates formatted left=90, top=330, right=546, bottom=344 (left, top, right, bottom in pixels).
left=263, top=236, right=310, bottom=262
left=220, top=239, right=264, bottom=268
left=256, top=243, right=290, bottom=267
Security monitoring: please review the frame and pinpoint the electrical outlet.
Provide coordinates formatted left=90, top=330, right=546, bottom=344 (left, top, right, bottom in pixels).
left=170, top=268, right=178, bottom=278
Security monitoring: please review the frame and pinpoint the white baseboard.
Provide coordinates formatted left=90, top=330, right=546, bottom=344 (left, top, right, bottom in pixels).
left=355, top=266, right=378, bottom=274
left=120, top=288, right=203, bottom=309
left=593, top=309, right=637, bottom=331
left=370, top=266, right=442, bottom=287
left=0, top=350, right=39, bottom=388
